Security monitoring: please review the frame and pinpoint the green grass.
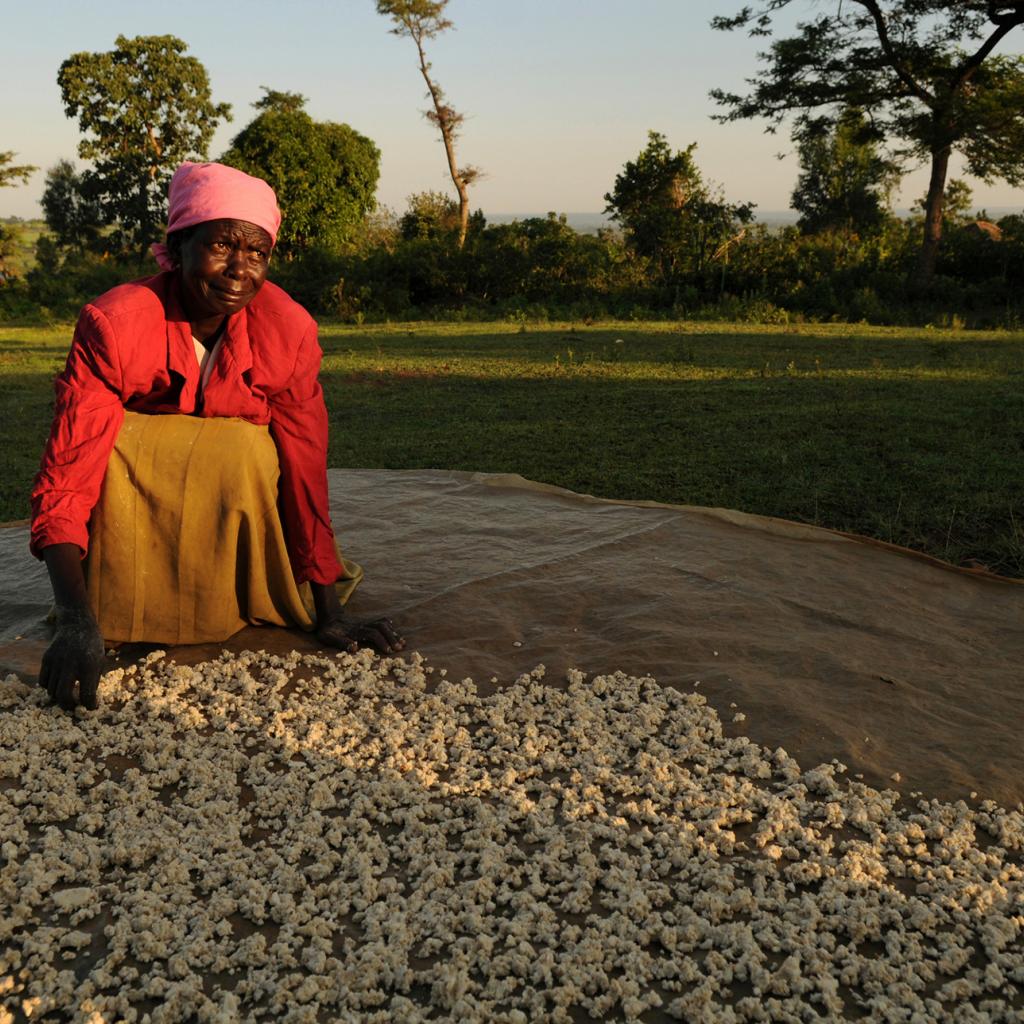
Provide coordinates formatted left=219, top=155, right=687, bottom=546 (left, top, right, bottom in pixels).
left=3, top=319, right=1023, bottom=575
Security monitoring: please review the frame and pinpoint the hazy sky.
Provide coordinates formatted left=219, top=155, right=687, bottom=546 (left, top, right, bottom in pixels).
left=3, top=0, right=1023, bottom=220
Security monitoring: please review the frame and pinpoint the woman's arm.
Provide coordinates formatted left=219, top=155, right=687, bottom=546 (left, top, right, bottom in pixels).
left=31, top=304, right=125, bottom=558
left=33, top=305, right=124, bottom=708
left=264, top=322, right=342, bottom=587
left=267, top=323, right=404, bottom=656
left=40, top=544, right=104, bottom=710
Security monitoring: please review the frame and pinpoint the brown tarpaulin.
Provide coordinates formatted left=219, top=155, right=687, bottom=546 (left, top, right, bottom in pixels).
left=2, top=468, right=1022, bottom=807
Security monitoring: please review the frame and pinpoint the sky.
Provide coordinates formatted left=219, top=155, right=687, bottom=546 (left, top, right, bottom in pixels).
left=3, top=0, right=1024, bottom=221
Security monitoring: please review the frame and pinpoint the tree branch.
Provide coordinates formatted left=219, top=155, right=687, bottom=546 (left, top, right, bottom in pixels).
left=956, top=12, right=1024, bottom=89
left=988, top=2, right=1024, bottom=28
left=851, top=0, right=935, bottom=106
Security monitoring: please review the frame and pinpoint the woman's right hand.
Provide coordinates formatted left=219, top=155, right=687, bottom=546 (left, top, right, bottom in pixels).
left=40, top=544, right=106, bottom=711
left=316, top=613, right=405, bottom=656
left=39, top=607, right=105, bottom=711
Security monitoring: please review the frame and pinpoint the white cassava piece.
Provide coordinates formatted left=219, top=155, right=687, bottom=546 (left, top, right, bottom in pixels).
left=1, top=650, right=1022, bottom=1022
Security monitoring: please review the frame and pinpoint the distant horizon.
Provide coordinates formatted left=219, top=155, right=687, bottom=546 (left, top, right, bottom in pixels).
left=6, top=207, right=1021, bottom=233
left=487, top=206, right=1023, bottom=218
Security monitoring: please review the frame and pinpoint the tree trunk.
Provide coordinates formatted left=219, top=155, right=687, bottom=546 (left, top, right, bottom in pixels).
left=437, top=122, right=470, bottom=249
left=455, top=177, right=470, bottom=250
left=411, top=30, right=471, bottom=250
left=912, top=144, right=951, bottom=291
left=456, top=175, right=471, bottom=248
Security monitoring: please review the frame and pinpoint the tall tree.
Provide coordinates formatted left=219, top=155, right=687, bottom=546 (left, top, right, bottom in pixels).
left=57, top=34, right=231, bottom=257
left=711, top=2, right=1024, bottom=288
left=40, top=160, right=105, bottom=253
left=792, top=107, right=899, bottom=235
left=0, top=152, right=37, bottom=189
left=604, top=131, right=754, bottom=289
left=376, top=0, right=480, bottom=249
left=221, top=89, right=380, bottom=258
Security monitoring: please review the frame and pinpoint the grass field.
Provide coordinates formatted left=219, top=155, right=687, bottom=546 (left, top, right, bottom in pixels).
left=2, top=319, right=1023, bottom=575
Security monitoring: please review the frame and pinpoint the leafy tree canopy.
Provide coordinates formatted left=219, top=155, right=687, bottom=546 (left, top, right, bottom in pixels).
left=712, top=2, right=1024, bottom=175
left=254, top=89, right=308, bottom=114
left=0, top=152, right=37, bottom=189
left=57, top=34, right=230, bottom=256
left=400, top=190, right=460, bottom=240
left=40, top=160, right=105, bottom=254
left=792, top=107, right=900, bottom=235
left=221, top=89, right=380, bottom=258
left=711, top=2, right=1024, bottom=284
left=604, top=131, right=754, bottom=284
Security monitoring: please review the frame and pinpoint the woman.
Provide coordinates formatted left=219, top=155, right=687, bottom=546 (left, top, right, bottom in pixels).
left=31, top=162, right=403, bottom=711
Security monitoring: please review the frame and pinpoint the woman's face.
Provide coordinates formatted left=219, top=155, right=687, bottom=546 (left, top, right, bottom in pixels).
left=178, top=219, right=273, bottom=320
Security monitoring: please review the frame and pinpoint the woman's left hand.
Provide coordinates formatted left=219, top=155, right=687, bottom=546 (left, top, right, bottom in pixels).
left=316, top=614, right=405, bottom=656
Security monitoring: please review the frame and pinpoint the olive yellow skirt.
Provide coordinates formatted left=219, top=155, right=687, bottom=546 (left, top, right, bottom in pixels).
left=84, top=411, right=361, bottom=645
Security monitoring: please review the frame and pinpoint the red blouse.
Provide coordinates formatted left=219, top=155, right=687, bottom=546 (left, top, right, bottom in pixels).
left=30, top=271, right=343, bottom=586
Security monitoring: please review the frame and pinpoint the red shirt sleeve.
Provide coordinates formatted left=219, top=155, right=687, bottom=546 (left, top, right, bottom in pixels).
left=266, top=321, right=342, bottom=586
left=30, top=305, right=126, bottom=559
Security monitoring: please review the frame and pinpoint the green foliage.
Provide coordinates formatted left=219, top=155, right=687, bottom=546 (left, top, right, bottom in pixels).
left=221, top=90, right=380, bottom=259
left=253, top=88, right=308, bottom=114
left=16, top=198, right=1024, bottom=330
left=468, top=215, right=632, bottom=309
left=376, top=0, right=452, bottom=39
left=40, top=160, right=105, bottom=254
left=954, top=52, right=1024, bottom=185
left=915, top=178, right=974, bottom=226
left=0, top=224, right=23, bottom=279
left=604, top=132, right=754, bottom=288
left=0, top=219, right=45, bottom=282
left=57, top=34, right=230, bottom=257
left=0, top=273, right=36, bottom=320
left=0, top=152, right=37, bottom=190
left=321, top=214, right=646, bottom=321
left=400, top=191, right=461, bottom=241
left=792, top=108, right=899, bottom=235
left=265, top=247, right=349, bottom=317
left=31, top=156, right=149, bottom=319
left=26, top=240, right=146, bottom=320
left=924, top=206, right=1024, bottom=290
left=710, top=3, right=1024, bottom=168
left=0, top=157, right=36, bottom=285
left=711, top=3, right=1024, bottom=283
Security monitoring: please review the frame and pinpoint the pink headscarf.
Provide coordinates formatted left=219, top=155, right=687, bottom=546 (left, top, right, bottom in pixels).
left=151, top=162, right=282, bottom=271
